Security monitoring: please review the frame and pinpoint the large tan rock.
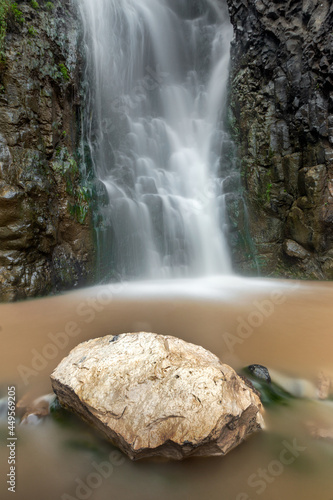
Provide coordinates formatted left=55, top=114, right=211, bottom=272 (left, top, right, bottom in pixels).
left=51, top=332, right=264, bottom=460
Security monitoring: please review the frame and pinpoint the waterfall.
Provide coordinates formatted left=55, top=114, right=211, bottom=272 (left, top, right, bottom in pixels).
left=78, top=0, right=233, bottom=280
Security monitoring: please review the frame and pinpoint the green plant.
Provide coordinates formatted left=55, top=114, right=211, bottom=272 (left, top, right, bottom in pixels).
left=67, top=186, right=91, bottom=224
left=45, top=1, right=54, bottom=11
left=59, top=63, right=69, bottom=81
left=11, top=2, right=25, bottom=23
left=266, top=182, right=272, bottom=202
left=68, top=201, right=89, bottom=224
left=0, top=0, right=9, bottom=60
left=229, top=116, right=240, bottom=140
left=0, top=0, right=26, bottom=58
left=30, top=0, right=39, bottom=9
left=51, top=148, right=90, bottom=224
left=28, top=25, right=36, bottom=36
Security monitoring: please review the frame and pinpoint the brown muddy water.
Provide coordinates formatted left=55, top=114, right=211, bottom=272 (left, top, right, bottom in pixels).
left=0, top=276, right=333, bottom=500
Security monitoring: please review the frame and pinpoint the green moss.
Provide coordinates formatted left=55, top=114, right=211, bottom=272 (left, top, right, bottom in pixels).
left=266, top=182, right=272, bottom=201
left=52, top=147, right=78, bottom=176
left=0, top=0, right=9, bottom=60
left=226, top=110, right=240, bottom=144
left=59, top=63, right=69, bottom=82
left=52, top=147, right=90, bottom=225
left=30, top=0, right=39, bottom=9
left=0, top=0, right=30, bottom=60
left=67, top=186, right=91, bottom=224
left=45, top=1, right=54, bottom=11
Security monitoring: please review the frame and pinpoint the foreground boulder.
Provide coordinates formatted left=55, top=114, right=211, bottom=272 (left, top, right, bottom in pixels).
left=51, top=332, right=264, bottom=460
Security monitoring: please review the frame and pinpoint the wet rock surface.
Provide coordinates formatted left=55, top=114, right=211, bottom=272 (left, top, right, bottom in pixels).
left=0, top=0, right=95, bottom=301
left=226, top=0, right=333, bottom=278
left=17, top=393, right=55, bottom=425
left=247, top=364, right=271, bottom=383
left=51, top=332, right=264, bottom=460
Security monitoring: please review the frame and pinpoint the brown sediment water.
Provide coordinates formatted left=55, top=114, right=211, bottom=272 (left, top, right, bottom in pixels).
left=0, top=277, right=333, bottom=500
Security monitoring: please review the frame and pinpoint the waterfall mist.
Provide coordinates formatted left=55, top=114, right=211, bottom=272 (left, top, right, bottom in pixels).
left=78, top=0, right=233, bottom=280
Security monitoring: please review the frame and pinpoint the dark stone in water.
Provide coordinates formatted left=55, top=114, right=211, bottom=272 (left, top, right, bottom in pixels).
left=247, top=364, right=271, bottom=383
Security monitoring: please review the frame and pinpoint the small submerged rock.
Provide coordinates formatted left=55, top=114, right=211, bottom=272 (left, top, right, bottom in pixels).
left=307, top=420, right=333, bottom=443
left=241, top=365, right=295, bottom=407
left=306, top=400, right=333, bottom=444
left=316, top=371, right=333, bottom=400
left=243, top=366, right=333, bottom=406
left=18, top=393, right=56, bottom=425
left=51, top=332, right=264, bottom=460
left=247, top=364, right=271, bottom=383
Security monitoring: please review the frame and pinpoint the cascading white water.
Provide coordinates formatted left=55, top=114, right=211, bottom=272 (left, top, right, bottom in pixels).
left=78, top=0, right=233, bottom=279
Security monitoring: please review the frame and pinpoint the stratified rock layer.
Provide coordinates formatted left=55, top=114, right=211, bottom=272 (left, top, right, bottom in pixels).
left=51, top=332, right=264, bottom=460
left=226, top=0, right=333, bottom=278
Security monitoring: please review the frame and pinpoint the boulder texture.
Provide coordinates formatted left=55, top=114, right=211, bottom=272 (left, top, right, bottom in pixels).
left=0, top=0, right=95, bottom=301
left=225, top=0, right=333, bottom=278
left=51, top=332, right=264, bottom=460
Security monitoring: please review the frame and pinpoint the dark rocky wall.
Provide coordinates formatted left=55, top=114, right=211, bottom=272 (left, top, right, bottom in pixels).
left=0, top=0, right=95, bottom=301
left=226, top=0, right=333, bottom=278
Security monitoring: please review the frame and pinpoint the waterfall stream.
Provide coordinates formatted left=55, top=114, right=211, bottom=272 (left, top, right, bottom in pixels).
left=79, top=0, right=233, bottom=279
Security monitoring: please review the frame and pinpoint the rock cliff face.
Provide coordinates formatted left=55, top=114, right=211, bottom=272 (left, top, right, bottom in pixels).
left=226, top=0, right=333, bottom=278
left=0, top=0, right=95, bottom=301
left=51, top=332, right=264, bottom=460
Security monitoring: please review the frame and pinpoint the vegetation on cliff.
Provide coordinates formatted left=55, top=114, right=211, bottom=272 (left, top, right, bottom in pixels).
left=226, top=0, right=333, bottom=279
